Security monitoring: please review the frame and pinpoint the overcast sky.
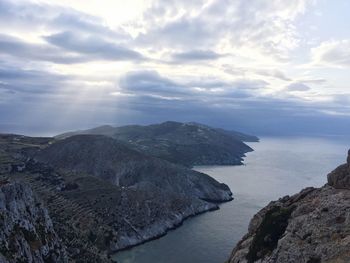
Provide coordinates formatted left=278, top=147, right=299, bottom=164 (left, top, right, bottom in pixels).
left=0, top=0, right=349, bottom=136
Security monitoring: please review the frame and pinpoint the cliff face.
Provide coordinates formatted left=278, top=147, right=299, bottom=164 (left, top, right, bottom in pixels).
left=228, top=150, right=350, bottom=263
left=34, top=135, right=232, bottom=250
left=0, top=182, right=67, bottom=263
left=0, top=133, right=233, bottom=257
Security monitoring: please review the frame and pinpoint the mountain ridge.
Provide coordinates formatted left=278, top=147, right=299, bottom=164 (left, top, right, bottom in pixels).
left=55, top=121, right=258, bottom=167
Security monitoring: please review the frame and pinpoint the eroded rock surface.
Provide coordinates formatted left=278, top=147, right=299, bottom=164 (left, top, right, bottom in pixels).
left=0, top=182, right=67, bottom=263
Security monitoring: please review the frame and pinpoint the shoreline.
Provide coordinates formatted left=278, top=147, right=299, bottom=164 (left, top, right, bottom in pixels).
left=110, top=196, right=233, bottom=258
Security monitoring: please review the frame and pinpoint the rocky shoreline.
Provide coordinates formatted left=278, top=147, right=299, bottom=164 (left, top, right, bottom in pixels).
left=228, top=150, right=350, bottom=263
left=0, top=132, right=234, bottom=262
left=114, top=202, right=221, bottom=253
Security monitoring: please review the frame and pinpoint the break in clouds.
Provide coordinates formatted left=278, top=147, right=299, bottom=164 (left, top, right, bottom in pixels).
left=0, top=0, right=350, bottom=135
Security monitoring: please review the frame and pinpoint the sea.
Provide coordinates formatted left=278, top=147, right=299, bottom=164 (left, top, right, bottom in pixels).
left=113, top=136, right=349, bottom=263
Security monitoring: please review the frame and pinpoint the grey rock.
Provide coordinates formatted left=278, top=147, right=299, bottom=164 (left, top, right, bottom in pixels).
left=228, top=151, right=350, bottom=263
left=327, top=149, right=350, bottom=189
left=0, top=182, right=67, bottom=263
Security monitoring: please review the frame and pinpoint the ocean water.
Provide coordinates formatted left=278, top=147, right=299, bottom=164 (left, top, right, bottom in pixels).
left=113, top=136, right=349, bottom=263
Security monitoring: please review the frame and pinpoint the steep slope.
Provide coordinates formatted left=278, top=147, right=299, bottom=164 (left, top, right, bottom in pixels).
left=0, top=181, right=67, bottom=263
left=0, top=133, right=233, bottom=255
left=56, top=121, right=257, bottom=167
left=35, top=134, right=232, bottom=202
left=228, top=150, right=350, bottom=263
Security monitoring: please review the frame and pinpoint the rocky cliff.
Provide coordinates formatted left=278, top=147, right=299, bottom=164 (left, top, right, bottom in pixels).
left=34, top=135, right=232, bottom=250
left=0, top=132, right=233, bottom=259
left=0, top=181, right=67, bottom=263
left=228, top=150, right=350, bottom=263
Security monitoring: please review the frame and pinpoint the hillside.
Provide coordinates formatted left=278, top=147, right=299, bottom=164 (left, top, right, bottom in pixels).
left=0, top=182, right=68, bottom=263
left=56, top=121, right=258, bottom=167
left=0, top=133, right=232, bottom=259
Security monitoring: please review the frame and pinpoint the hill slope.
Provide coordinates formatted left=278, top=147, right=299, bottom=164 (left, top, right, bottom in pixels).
left=0, top=133, right=232, bottom=258
left=35, top=134, right=232, bottom=202
left=56, top=121, right=258, bottom=167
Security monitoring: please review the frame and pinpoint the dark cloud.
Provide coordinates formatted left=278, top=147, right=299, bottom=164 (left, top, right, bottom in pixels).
left=45, top=31, right=144, bottom=61
left=0, top=33, right=143, bottom=64
left=119, top=71, right=186, bottom=97
left=119, top=70, right=265, bottom=100
left=286, top=82, right=311, bottom=91
left=1, top=68, right=349, bottom=136
left=0, top=0, right=129, bottom=39
left=170, top=50, right=223, bottom=62
left=0, top=65, right=69, bottom=94
left=0, top=34, right=87, bottom=64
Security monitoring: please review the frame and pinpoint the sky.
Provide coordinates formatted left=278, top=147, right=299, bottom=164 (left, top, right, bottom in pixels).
left=0, top=0, right=349, bottom=136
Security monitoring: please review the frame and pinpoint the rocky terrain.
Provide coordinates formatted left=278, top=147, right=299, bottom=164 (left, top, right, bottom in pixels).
left=0, top=181, right=67, bottom=263
left=0, top=129, right=234, bottom=261
left=56, top=121, right=257, bottom=167
left=228, top=150, right=350, bottom=263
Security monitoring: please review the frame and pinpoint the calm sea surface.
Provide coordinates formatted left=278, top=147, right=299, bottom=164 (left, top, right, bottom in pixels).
left=113, top=136, right=349, bottom=263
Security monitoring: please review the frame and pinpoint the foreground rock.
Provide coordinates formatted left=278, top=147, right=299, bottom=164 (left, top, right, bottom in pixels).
left=228, top=150, right=350, bottom=263
left=56, top=121, right=257, bottom=167
left=0, top=182, right=67, bottom=262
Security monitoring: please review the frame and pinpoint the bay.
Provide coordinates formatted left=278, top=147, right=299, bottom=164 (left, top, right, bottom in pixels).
left=113, top=136, right=349, bottom=263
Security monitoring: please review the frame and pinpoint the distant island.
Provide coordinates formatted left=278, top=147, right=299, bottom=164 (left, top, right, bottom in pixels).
left=0, top=121, right=256, bottom=262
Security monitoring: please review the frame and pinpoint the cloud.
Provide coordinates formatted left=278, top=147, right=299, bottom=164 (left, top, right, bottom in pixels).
left=254, top=69, right=291, bottom=81
left=0, top=0, right=349, bottom=136
left=119, top=70, right=267, bottom=100
left=119, top=70, right=185, bottom=97
left=45, top=31, right=144, bottom=61
left=311, top=40, right=350, bottom=67
left=0, top=33, right=143, bottom=64
left=0, top=34, right=87, bottom=64
left=51, top=12, right=129, bottom=40
left=171, top=50, right=223, bottom=62
left=0, top=0, right=129, bottom=39
left=0, top=65, right=69, bottom=94
left=136, top=0, right=312, bottom=60
left=286, top=82, right=311, bottom=91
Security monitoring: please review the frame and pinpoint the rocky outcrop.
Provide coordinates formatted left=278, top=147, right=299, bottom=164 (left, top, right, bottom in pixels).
left=327, top=149, right=350, bottom=189
left=0, top=182, right=67, bottom=263
left=228, top=150, right=350, bottom=263
left=56, top=121, right=257, bottom=167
